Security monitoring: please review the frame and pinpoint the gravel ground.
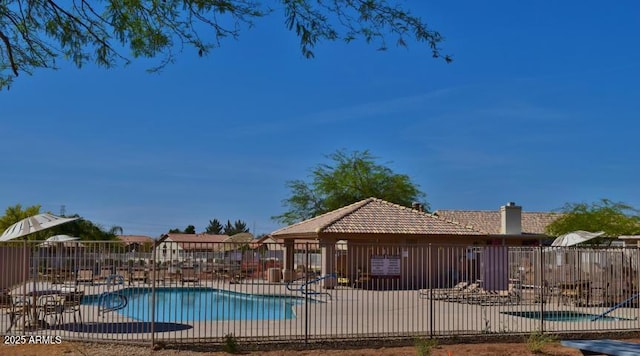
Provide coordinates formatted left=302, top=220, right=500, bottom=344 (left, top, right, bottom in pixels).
left=0, top=339, right=589, bottom=356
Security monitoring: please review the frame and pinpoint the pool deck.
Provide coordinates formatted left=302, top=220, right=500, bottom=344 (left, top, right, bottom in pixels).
left=3, top=280, right=640, bottom=343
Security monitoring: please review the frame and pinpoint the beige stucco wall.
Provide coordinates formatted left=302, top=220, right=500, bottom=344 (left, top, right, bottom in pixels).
left=0, top=246, right=30, bottom=290
left=319, top=234, right=540, bottom=290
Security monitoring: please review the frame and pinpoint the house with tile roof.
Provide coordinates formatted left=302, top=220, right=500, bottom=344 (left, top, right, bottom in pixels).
left=116, top=235, right=155, bottom=252
left=269, top=198, right=561, bottom=289
left=156, top=233, right=228, bottom=263
left=434, top=202, right=560, bottom=237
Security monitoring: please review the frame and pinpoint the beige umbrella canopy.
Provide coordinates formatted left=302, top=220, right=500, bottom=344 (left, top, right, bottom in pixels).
left=0, top=213, right=78, bottom=241
left=551, top=230, right=605, bottom=247
left=38, top=234, right=81, bottom=247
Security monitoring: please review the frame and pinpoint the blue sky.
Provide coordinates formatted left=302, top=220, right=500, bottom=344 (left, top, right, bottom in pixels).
left=1, top=1, right=639, bottom=238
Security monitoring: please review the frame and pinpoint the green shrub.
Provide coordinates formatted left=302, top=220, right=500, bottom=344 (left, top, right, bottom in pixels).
left=223, top=333, right=239, bottom=354
left=415, top=337, right=438, bottom=356
left=526, top=330, right=555, bottom=353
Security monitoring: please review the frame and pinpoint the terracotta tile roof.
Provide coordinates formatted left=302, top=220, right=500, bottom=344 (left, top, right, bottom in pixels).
left=116, top=235, right=154, bottom=245
left=250, top=235, right=292, bottom=251
left=433, top=210, right=561, bottom=235
left=271, top=198, right=487, bottom=238
left=225, top=232, right=254, bottom=243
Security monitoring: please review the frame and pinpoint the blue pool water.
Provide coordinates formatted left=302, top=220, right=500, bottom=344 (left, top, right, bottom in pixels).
left=86, top=287, right=303, bottom=322
left=501, top=311, right=634, bottom=322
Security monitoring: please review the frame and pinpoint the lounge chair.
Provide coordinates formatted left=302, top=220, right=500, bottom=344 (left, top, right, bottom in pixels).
left=117, top=268, right=130, bottom=285
left=131, top=270, right=147, bottom=284
left=420, top=281, right=469, bottom=299
left=95, top=267, right=113, bottom=283
left=152, top=268, right=168, bottom=285
left=444, top=283, right=481, bottom=302
left=76, top=269, right=94, bottom=285
left=465, top=284, right=521, bottom=305
left=181, top=268, right=199, bottom=286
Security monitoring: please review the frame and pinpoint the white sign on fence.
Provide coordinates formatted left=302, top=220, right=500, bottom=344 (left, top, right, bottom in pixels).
left=370, top=255, right=401, bottom=277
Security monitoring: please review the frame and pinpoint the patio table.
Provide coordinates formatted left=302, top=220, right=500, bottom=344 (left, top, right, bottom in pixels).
left=10, top=289, right=65, bottom=331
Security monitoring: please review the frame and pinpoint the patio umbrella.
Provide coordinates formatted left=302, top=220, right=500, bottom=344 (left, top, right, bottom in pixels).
left=0, top=213, right=79, bottom=328
left=551, top=230, right=605, bottom=247
left=0, top=213, right=78, bottom=241
left=38, top=234, right=80, bottom=247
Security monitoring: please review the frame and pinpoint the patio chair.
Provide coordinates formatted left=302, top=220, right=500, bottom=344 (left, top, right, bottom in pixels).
left=60, top=291, right=84, bottom=325
left=0, top=289, right=11, bottom=309
left=1, top=289, right=20, bottom=331
left=559, top=281, right=590, bottom=306
left=181, top=268, right=200, bottom=286
left=76, top=269, right=94, bottom=285
left=49, top=268, right=67, bottom=284
left=37, top=295, right=64, bottom=328
left=199, top=265, right=214, bottom=281
left=4, top=294, right=30, bottom=332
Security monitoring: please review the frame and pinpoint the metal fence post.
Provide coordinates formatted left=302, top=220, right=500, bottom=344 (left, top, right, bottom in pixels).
left=151, top=243, right=157, bottom=348
left=305, top=242, right=310, bottom=344
left=429, top=243, right=433, bottom=338
left=636, top=245, right=640, bottom=331
left=539, top=244, right=544, bottom=334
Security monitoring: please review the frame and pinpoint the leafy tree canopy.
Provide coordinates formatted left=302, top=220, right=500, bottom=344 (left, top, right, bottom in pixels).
left=205, top=218, right=250, bottom=235
left=273, top=149, right=426, bottom=225
left=0, top=1, right=450, bottom=89
left=48, top=214, right=119, bottom=241
left=545, top=199, right=640, bottom=241
left=206, top=218, right=224, bottom=234
left=0, top=204, right=41, bottom=232
left=169, top=225, right=196, bottom=234
left=223, top=219, right=249, bottom=236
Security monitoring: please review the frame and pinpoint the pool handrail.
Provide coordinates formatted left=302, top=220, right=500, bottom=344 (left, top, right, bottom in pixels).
left=286, top=273, right=336, bottom=300
left=285, top=273, right=315, bottom=291
left=591, top=293, right=640, bottom=321
left=98, top=291, right=128, bottom=316
left=106, top=274, right=125, bottom=287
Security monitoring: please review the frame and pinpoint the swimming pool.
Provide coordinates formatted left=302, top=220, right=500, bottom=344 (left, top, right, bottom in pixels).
left=501, top=311, right=635, bottom=322
left=86, top=287, right=304, bottom=322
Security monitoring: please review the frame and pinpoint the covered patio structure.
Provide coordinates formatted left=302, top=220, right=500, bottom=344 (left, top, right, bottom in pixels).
left=270, top=197, right=499, bottom=289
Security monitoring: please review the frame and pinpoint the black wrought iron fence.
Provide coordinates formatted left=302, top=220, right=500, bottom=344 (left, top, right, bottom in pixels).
left=1, top=241, right=639, bottom=346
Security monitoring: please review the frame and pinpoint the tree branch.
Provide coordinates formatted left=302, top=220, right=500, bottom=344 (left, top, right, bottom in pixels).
left=0, top=29, right=19, bottom=76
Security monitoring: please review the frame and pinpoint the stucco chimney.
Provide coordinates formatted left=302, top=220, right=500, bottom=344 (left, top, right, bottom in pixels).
left=500, top=202, right=522, bottom=235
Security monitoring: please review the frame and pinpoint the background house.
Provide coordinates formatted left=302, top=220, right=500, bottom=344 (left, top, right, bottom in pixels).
left=116, top=235, right=155, bottom=252
left=156, top=233, right=228, bottom=264
left=434, top=202, right=561, bottom=245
